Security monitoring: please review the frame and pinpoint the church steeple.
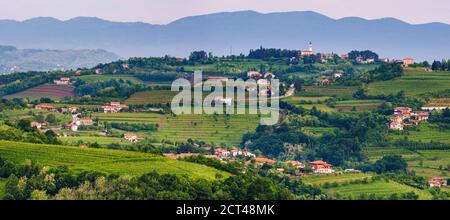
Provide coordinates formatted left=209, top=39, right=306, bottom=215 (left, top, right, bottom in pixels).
left=309, top=42, right=313, bottom=52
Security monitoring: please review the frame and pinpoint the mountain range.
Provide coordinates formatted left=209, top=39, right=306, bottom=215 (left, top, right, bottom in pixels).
left=1, top=11, right=449, bottom=61
left=0, top=45, right=120, bottom=74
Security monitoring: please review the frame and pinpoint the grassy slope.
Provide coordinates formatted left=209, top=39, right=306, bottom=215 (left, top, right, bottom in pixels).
left=0, top=140, right=229, bottom=180
left=390, top=123, right=450, bottom=144
left=302, top=173, right=374, bottom=185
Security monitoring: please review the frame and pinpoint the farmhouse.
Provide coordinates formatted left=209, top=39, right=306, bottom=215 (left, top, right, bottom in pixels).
left=333, top=72, right=343, bottom=79
left=95, top=68, right=103, bottom=75
left=122, top=63, right=129, bottom=69
left=247, top=71, right=262, bottom=79
left=412, top=111, right=430, bottom=121
left=320, top=78, right=332, bottom=86
left=254, top=157, right=276, bottom=165
left=242, top=150, right=256, bottom=158
left=390, top=116, right=404, bottom=131
left=75, top=118, right=94, bottom=126
left=214, top=148, right=231, bottom=159
left=285, top=160, right=305, bottom=169
left=31, top=122, right=46, bottom=129
left=403, top=58, right=415, bottom=68
left=124, top=133, right=141, bottom=143
left=394, top=107, right=413, bottom=119
left=428, top=177, right=447, bottom=188
left=340, top=54, right=349, bottom=60
left=35, top=104, right=57, bottom=112
left=53, top=77, right=71, bottom=85
left=257, top=79, right=270, bottom=87
left=101, top=102, right=128, bottom=113
left=309, top=160, right=335, bottom=174
left=264, top=72, right=275, bottom=79
left=68, top=106, right=80, bottom=113
left=65, top=123, right=79, bottom=132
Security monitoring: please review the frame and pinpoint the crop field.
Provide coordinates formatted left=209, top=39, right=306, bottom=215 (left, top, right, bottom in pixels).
left=390, top=123, right=450, bottom=144
left=325, top=180, right=432, bottom=200
left=367, top=69, right=450, bottom=97
left=125, top=90, right=178, bottom=105
left=60, top=136, right=133, bottom=146
left=302, top=173, right=374, bottom=186
left=3, top=84, right=75, bottom=100
left=303, top=86, right=359, bottom=98
left=365, top=147, right=418, bottom=161
left=93, top=111, right=261, bottom=146
left=77, top=75, right=144, bottom=84
left=335, top=99, right=384, bottom=111
left=294, top=104, right=336, bottom=112
left=427, top=98, right=450, bottom=107
left=0, top=140, right=229, bottom=180
left=283, top=95, right=330, bottom=103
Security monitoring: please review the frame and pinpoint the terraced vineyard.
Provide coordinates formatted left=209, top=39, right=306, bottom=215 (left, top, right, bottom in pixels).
left=151, top=114, right=261, bottom=146
left=390, top=123, right=450, bottom=144
left=302, top=173, right=374, bottom=185
left=60, top=136, right=133, bottom=146
left=367, top=68, right=450, bottom=97
left=335, top=99, right=384, bottom=111
left=77, top=75, right=145, bottom=84
left=0, top=140, right=229, bottom=180
left=93, top=112, right=261, bottom=146
left=125, top=90, right=178, bottom=105
left=3, top=84, right=75, bottom=100
left=326, top=180, right=432, bottom=200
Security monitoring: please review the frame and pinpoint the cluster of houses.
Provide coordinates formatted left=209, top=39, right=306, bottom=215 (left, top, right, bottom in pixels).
left=246, top=71, right=276, bottom=96
left=389, top=107, right=430, bottom=131
left=35, top=104, right=80, bottom=114
left=65, top=117, right=94, bottom=132
left=100, top=102, right=128, bottom=113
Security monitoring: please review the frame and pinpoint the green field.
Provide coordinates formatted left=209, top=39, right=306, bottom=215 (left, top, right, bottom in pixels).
left=0, top=109, right=72, bottom=124
left=335, top=99, right=384, bottom=111
left=302, top=173, right=374, bottom=185
left=77, top=75, right=144, bottom=84
left=367, top=68, right=450, bottom=97
left=390, top=123, right=450, bottom=144
left=303, top=86, right=359, bottom=98
left=326, top=180, right=432, bottom=200
left=301, top=127, right=337, bottom=137
left=0, top=140, right=229, bottom=180
left=283, top=95, right=330, bottom=103
left=294, top=104, right=336, bottom=112
left=125, top=90, right=178, bottom=105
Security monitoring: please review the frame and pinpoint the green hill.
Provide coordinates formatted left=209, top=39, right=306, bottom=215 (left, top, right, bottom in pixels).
left=0, top=140, right=229, bottom=180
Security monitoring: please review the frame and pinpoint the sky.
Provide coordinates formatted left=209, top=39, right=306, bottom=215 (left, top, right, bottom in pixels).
left=0, top=0, right=449, bottom=25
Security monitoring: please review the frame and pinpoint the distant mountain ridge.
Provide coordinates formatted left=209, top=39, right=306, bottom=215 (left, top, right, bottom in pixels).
left=0, top=45, right=120, bottom=74
left=0, top=11, right=449, bottom=61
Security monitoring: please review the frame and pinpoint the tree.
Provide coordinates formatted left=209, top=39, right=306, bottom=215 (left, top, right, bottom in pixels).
left=364, top=155, right=408, bottom=174
left=45, top=114, right=57, bottom=124
left=293, top=78, right=304, bottom=92
left=189, top=51, right=208, bottom=62
left=17, top=119, right=32, bottom=132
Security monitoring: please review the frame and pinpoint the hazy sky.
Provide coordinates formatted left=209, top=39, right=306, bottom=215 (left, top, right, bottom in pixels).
left=1, top=0, right=449, bottom=24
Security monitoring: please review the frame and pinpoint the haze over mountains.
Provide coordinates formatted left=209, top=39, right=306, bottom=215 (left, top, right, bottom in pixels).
left=1, top=11, right=449, bottom=61
left=0, top=45, right=120, bottom=74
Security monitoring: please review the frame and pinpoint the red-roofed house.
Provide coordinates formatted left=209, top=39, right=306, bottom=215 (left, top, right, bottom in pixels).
left=429, top=177, right=447, bottom=188
left=403, top=58, right=415, bottom=68
left=309, top=160, right=334, bottom=174
left=285, top=160, right=305, bottom=169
